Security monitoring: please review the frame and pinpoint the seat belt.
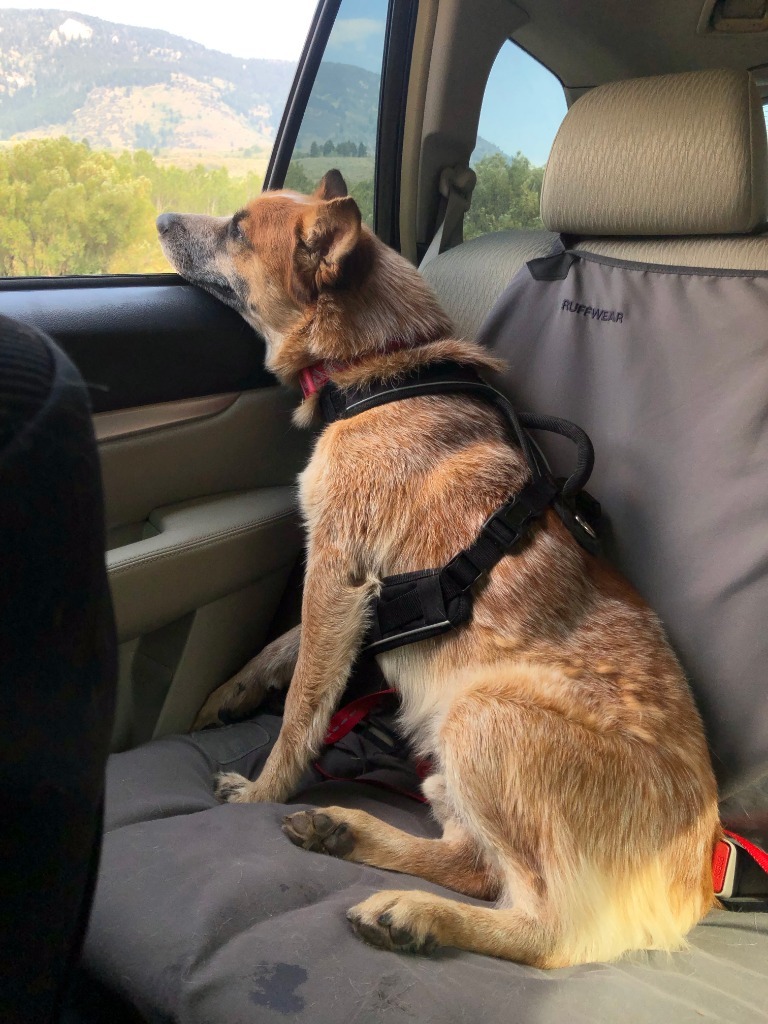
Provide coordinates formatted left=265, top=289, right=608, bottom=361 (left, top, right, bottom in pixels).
left=419, top=165, right=477, bottom=269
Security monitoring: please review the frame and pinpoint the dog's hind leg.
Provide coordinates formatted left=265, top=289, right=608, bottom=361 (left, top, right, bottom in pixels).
left=282, top=805, right=501, bottom=900
left=194, top=624, right=302, bottom=730
left=346, top=670, right=717, bottom=967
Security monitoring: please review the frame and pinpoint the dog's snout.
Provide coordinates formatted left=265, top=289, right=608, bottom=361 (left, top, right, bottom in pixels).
left=156, top=213, right=181, bottom=236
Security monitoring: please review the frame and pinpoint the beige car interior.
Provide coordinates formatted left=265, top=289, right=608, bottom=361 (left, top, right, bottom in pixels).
left=96, top=386, right=308, bottom=748
left=97, top=0, right=768, bottom=755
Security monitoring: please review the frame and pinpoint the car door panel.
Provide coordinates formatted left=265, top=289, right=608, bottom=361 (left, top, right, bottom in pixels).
left=108, top=486, right=301, bottom=644
left=1, top=280, right=271, bottom=412
left=96, top=377, right=308, bottom=747
left=2, top=280, right=309, bottom=748
left=98, top=386, right=307, bottom=544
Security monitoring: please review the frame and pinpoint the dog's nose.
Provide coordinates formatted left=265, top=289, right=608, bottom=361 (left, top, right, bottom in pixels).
left=156, top=213, right=180, bottom=235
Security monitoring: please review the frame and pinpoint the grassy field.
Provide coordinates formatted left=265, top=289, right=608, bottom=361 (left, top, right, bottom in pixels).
left=291, top=155, right=374, bottom=185
left=155, top=148, right=271, bottom=178
left=150, top=150, right=374, bottom=187
left=0, top=138, right=372, bottom=187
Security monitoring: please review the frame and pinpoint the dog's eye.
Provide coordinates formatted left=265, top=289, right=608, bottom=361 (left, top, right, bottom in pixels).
left=229, top=213, right=247, bottom=241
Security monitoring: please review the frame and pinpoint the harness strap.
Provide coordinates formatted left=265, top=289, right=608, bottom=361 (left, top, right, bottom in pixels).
left=715, top=829, right=768, bottom=903
left=323, top=688, right=396, bottom=745
left=365, top=476, right=559, bottom=654
left=318, top=360, right=600, bottom=655
left=319, top=362, right=595, bottom=500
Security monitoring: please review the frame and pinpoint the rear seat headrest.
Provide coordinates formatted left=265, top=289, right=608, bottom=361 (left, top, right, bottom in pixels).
left=540, top=68, right=767, bottom=236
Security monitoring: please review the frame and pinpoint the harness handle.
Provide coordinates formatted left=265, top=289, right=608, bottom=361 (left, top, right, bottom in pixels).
left=519, top=411, right=595, bottom=498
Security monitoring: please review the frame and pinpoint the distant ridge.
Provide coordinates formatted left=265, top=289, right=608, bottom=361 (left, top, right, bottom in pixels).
left=0, top=8, right=378, bottom=151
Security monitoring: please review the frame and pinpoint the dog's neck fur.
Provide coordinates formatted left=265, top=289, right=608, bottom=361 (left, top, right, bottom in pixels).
left=267, top=231, right=505, bottom=427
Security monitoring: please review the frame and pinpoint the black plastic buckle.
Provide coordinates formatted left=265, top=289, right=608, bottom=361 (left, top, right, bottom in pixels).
left=442, top=550, right=484, bottom=593
left=482, top=508, right=521, bottom=550
left=483, top=480, right=558, bottom=549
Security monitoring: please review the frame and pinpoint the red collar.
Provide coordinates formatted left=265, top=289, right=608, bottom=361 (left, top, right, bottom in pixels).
left=299, top=338, right=413, bottom=399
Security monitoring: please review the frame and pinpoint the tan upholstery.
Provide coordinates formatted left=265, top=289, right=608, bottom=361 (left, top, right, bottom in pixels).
left=540, top=69, right=768, bottom=236
left=572, top=234, right=768, bottom=269
left=420, top=229, right=555, bottom=338
left=99, top=387, right=308, bottom=535
left=107, top=488, right=301, bottom=643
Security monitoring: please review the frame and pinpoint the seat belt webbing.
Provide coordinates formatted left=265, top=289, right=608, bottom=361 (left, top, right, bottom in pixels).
left=419, top=165, right=477, bottom=270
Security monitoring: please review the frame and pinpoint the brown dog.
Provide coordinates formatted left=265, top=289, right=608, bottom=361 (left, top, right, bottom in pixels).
left=157, top=171, right=719, bottom=967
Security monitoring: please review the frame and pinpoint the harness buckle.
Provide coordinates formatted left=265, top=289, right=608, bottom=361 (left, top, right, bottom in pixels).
left=482, top=510, right=521, bottom=551
left=713, top=838, right=739, bottom=900
left=483, top=479, right=559, bottom=548
left=442, top=550, right=484, bottom=593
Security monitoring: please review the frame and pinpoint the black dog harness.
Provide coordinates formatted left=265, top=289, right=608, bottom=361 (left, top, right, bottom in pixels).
left=316, top=360, right=601, bottom=655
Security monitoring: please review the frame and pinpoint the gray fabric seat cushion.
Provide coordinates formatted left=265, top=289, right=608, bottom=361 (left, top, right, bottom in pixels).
left=83, top=718, right=768, bottom=1023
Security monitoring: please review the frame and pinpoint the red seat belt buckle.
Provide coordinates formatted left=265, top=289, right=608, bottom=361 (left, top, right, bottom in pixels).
left=713, top=838, right=738, bottom=899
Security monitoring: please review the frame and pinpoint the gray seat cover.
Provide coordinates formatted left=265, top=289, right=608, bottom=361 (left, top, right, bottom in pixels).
left=84, top=719, right=768, bottom=1023
left=480, top=247, right=768, bottom=794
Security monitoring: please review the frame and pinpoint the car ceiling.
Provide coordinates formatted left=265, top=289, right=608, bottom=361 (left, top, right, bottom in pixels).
left=510, top=0, right=768, bottom=99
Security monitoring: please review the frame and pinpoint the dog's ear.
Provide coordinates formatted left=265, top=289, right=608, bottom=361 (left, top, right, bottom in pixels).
left=313, top=169, right=348, bottom=200
left=292, top=196, right=362, bottom=300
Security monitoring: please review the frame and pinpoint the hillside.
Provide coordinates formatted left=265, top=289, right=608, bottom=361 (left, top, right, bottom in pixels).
left=0, top=9, right=380, bottom=153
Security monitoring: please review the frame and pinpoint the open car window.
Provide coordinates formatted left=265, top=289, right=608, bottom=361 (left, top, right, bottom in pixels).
left=466, top=41, right=567, bottom=240
left=0, top=1, right=319, bottom=277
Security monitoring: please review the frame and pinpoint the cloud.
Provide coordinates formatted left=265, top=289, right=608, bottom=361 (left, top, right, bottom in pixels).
left=329, top=18, right=384, bottom=49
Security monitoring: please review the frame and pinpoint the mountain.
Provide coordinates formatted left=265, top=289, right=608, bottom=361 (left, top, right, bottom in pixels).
left=0, top=9, right=380, bottom=152
left=471, top=136, right=506, bottom=163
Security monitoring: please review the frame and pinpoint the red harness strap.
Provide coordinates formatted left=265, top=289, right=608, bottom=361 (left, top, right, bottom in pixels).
left=723, top=829, right=768, bottom=874
left=323, top=688, right=397, bottom=745
left=714, top=829, right=768, bottom=900
left=317, top=688, right=429, bottom=803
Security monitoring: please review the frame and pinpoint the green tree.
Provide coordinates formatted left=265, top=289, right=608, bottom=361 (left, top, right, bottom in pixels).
left=0, top=137, right=156, bottom=276
left=283, top=161, right=313, bottom=194
left=350, top=177, right=374, bottom=227
left=0, top=139, right=267, bottom=276
left=310, top=141, right=320, bottom=157
left=322, top=139, right=335, bottom=157
left=464, top=151, right=544, bottom=240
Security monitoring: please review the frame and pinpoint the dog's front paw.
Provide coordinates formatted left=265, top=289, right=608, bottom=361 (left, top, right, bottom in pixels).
left=215, top=771, right=259, bottom=803
left=282, top=809, right=356, bottom=857
left=347, top=891, right=440, bottom=955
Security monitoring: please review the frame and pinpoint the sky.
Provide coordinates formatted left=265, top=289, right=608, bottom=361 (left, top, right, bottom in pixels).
left=476, top=42, right=567, bottom=166
left=0, top=0, right=320, bottom=60
left=0, top=0, right=567, bottom=163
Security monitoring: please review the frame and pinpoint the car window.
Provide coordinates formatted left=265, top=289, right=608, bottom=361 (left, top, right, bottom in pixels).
left=282, top=0, right=388, bottom=227
left=466, top=42, right=567, bottom=241
left=0, top=1, right=319, bottom=277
